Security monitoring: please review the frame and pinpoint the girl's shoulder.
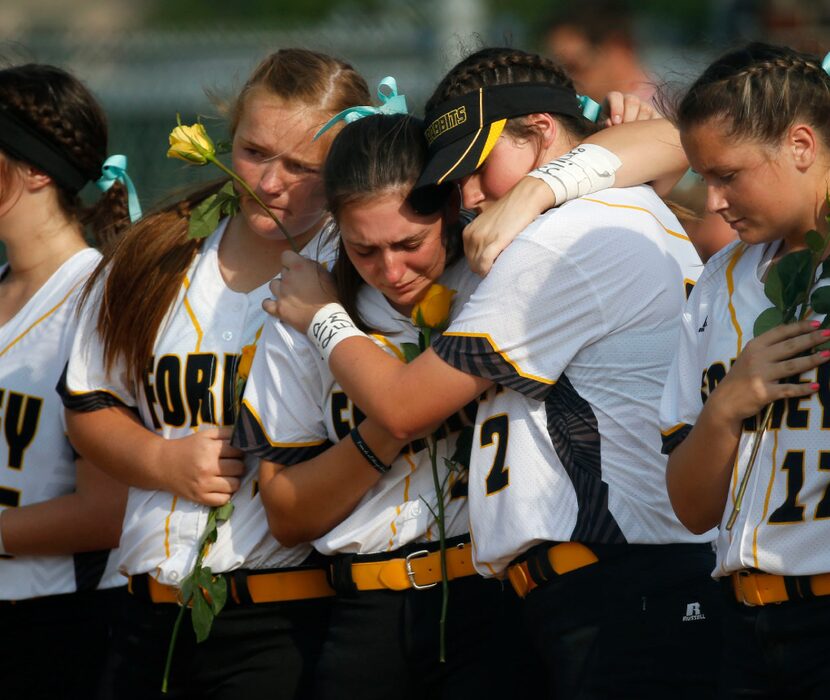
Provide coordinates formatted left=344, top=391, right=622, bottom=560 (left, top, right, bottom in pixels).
left=695, top=239, right=759, bottom=295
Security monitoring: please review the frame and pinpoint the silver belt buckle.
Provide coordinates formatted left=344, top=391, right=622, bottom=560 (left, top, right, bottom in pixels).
left=405, top=549, right=437, bottom=590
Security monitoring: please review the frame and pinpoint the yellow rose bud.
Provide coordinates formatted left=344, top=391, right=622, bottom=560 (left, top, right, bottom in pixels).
left=237, top=344, right=257, bottom=382
left=167, top=122, right=216, bottom=165
left=411, top=283, right=456, bottom=330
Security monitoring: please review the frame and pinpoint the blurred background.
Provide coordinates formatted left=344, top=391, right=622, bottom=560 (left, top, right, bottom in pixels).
left=0, top=0, right=828, bottom=259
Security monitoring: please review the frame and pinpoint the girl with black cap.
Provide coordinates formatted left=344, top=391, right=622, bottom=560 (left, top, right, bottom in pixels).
left=270, top=47, right=720, bottom=698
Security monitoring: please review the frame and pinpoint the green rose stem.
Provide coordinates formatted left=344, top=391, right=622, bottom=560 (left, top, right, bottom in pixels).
left=161, top=502, right=233, bottom=693
left=203, top=156, right=299, bottom=254
left=426, top=437, right=449, bottom=663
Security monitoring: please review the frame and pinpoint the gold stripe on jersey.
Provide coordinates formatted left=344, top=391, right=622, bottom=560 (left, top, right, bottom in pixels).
left=370, top=333, right=405, bottom=362
left=0, top=282, right=81, bottom=358
left=725, top=245, right=747, bottom=357
left=164, top=495, right=178, bottom=559
left=387, top=451, right=416, bottom=551
left=661, top=423, right=687, bottom=438
left=441, top=331, right=556, bottom=386
left=469, top=523, right=498, bottom=577
left=182, top=276, right=204, bottom=352
left=753, top=431, right=781, bottom=568
left=580, top=198, right=690, bottom=242
left=239, top=398, right=330, bottom=449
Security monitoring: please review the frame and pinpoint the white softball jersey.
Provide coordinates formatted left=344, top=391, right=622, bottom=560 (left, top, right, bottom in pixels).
left=235, top=256, right=481, bottom=555
left=0, top=247, right=123, bottom=599
left=432, top=186, right=709, bottom=576
left=60, top=220, right=336, bottom=586
left=660, top=239, right=830, bottom=578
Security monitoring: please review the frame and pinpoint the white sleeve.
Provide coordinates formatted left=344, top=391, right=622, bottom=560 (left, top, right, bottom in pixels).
left=58, top=285, right=137, bottom=412
left=433, top=234, right=608, bottom=400
left=659, top=282, right=709, bottom=454
left=233, top=316, right=332, bottom=465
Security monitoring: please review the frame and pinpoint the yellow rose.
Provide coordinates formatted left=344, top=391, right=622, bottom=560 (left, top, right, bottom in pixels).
left=167, top=122, right=215, bottom=165
left=237, top=343, right=257, bottom=382
left=411, top=283, right=456, bottom=330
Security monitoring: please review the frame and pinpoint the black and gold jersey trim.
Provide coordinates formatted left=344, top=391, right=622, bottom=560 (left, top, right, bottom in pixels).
left=545, top=373, right=625, bottom=544
left=57, top=364, right=131, bottom=413
left=434, top=334, right=551, bottom=401
left=661, top=423, right=693, bottom=455
left=234, top=402, right=333, bottom=466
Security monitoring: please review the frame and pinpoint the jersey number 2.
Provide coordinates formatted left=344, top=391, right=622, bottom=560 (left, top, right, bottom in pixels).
left=481, top=414, right=509, bottom=495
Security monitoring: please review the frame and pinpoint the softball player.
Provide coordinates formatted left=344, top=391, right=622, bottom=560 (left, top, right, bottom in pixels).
left=0, top=64, right=130, bottom=699
left=59, top=50, right=370, bottom=700
left=238, top=113, right=545, bottom=700
left=661, top=43, right=830, bottom=698
left=272, top=48, right=720, bottom=698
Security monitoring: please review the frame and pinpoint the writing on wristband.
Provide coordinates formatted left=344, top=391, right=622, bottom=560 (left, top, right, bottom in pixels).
left=527, top=143, right=621, bottom=206
left=307, top=303, right=368, bottom=362
left=350, top=425, right=391, bottom=474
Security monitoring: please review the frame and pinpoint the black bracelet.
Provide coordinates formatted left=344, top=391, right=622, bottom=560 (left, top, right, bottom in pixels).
left=350, top=425, right=391, bottom=475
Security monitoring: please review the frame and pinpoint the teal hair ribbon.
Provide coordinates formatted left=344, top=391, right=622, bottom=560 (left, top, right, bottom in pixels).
left=314, top=76, right=409, bottom=140
left=823, top=51, right=830, bottom=75
left=96, top=154, right=142, bottom=222
left=577, top=94, right=602, bottom=123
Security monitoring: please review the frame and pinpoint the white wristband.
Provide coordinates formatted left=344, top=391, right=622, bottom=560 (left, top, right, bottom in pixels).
left=527, top=143, right=622, bottom=206
left=308, top=303, right=368, bottom=363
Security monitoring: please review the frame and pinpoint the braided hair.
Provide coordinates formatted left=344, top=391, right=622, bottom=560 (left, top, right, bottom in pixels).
left=675, top=42, right=830, bottom=145
left=426, top=47, right=600, bottom=142
left=0, top=64, right=129, bottom=248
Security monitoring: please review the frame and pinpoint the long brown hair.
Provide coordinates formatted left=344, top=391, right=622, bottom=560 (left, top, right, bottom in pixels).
left=324, top=113, right=460, bottom=332
left=0, top=64, right=130, bottom=248
left=86, top=49, right=370, bottom=386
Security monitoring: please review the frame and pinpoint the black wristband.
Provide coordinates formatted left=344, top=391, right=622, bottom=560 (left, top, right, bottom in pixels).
left=350, top=425, right=391, bottom=475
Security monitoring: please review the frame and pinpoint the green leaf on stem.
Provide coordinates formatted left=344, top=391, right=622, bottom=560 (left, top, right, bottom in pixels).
left=215, top=501, right=234, bottom=522
left=776, top=249, right=813, bottom=313
left=811, top=286, right=830, bottom=314
left=401, top=342, right=421, bottom=364
left=752, top=306, right=784, bottom=338
left=179, top=575, right=195, bottom=605
left=187, top=182, right=240, bottom=240
left=807, top=229, right=826, bottom=255
left=214, top=181, right=240, bottom=216
left=191, top=589, right=214, bottom=643
left=188, top=193, right=221, bottom=240
left=753, top=306, right=785, bottom=337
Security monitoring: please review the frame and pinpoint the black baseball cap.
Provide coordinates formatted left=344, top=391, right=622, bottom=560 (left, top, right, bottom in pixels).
left=415, top=83, right=586, bottom=189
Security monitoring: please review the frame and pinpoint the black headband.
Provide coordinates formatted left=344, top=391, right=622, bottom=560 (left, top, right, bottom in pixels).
left=0, top=107, right=90, bottom=192
left=416, top=83, right=586, bottom=189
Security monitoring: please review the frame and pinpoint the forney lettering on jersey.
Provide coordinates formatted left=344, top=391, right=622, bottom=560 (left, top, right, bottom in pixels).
left=142, top=352, right=240, bottom=429
left=700, top=359, right=829, bottom=431
left=0, top=388, right=43, bottom=507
